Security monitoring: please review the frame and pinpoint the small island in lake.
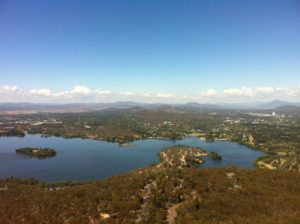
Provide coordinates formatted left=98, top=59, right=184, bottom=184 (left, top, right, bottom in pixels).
left=210, top=151, right=222, bottom=161
left=16, top=147, right=56, bottom=159
left=157, top=145, right=222, bottom=169
left=119, top=142, right=134, bottom=147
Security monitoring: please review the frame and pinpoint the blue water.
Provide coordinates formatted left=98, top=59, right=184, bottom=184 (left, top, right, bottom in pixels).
left=0, top=135, right=264, bottom=182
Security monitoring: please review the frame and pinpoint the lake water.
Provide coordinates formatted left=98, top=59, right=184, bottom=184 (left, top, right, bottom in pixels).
left=0, top=135, right=265, bottom=182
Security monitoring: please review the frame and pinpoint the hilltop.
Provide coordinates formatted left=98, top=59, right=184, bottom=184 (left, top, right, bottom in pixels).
left=0, top=168, right=299, bottom=223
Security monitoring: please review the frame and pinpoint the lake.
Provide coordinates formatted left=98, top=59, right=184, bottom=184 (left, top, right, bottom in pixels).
left=0, top=135, right=265, bottom=182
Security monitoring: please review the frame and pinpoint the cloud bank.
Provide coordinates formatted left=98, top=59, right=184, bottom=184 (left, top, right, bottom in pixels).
left=1, top=84, right=300, bottom=103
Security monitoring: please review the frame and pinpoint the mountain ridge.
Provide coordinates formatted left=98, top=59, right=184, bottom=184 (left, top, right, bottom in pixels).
left=0, top=100, right=299, bottom=112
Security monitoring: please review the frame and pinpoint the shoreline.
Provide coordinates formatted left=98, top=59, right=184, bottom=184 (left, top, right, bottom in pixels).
left=1, top=132, right=272, bottom=173
left=0, top=133, right=266, bottom=183
left=1, top=132, right=267, bottom=153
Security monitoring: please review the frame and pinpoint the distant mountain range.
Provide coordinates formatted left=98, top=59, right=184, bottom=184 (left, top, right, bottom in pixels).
left=178, top=100, right=300, bottom=110
left=0, top=100, right=299, bottom=113
left=253, top=100, right=300, bottom=110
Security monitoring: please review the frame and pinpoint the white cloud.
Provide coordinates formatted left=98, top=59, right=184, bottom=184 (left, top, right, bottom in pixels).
left=285, top=86, right=300, bottom=97
left=142, top=92, right=176, bottom=99
left=156, top=93, right=176, bottom=99
left=29, top=89, right=52, bottom=97
left=53, top=91, right=70, bottom=97
left=256, top=87, right=274, bottom=94
left=121, top=91, right=136, bottom=96
left=223, top=87, right=254, bottom=97
left=0, top=85, right=25, bottom=102
left=201, top=89, right=217, bottom=97
left=0, top=84, right=300, bottom=103
left=71, top=85, right=91, bottom=95
left=1, top=85, right=18, bottom=92
left=95, top=90, right=112, bottom=95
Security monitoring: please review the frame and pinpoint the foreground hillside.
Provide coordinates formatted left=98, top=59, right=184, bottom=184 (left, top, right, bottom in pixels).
left=1, top=166, right=300, bottom=223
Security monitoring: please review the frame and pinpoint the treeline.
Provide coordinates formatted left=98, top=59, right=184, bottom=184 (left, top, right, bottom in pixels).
left=0, top=128, right=25, bottom=137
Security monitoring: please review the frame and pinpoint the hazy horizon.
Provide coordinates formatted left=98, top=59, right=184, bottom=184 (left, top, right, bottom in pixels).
left=1, top=84, right=300, bottom=104
left=0, top=99, right=299, bottom=107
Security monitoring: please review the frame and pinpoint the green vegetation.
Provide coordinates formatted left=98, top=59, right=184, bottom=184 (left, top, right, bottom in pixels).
left=1, top=106, right=300, bottom=171
left=0, top=128, right=25, bottom=137
left=157, top=145, right=222, bottom=169
left=256, top=151, right=300, bottom=171
left=0, top=166, right=300, bottom=223
left=0, top=145, right=299, bottom=223
left=158, top=145, right=209, bottom=169
left=210, top=151, right=222, bottom=161
left=16, top=147, right=56, bottom=158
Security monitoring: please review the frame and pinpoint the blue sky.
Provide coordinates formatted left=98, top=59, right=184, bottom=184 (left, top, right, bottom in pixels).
left=0, top=0, right=300, bottom=103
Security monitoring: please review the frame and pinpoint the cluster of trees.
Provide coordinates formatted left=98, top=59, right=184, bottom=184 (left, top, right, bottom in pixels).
left=16, top=147, right=56, bottom=158
left=0, top=128, right=25, bottom=137
left=158, top=145, right=208, bottom=168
